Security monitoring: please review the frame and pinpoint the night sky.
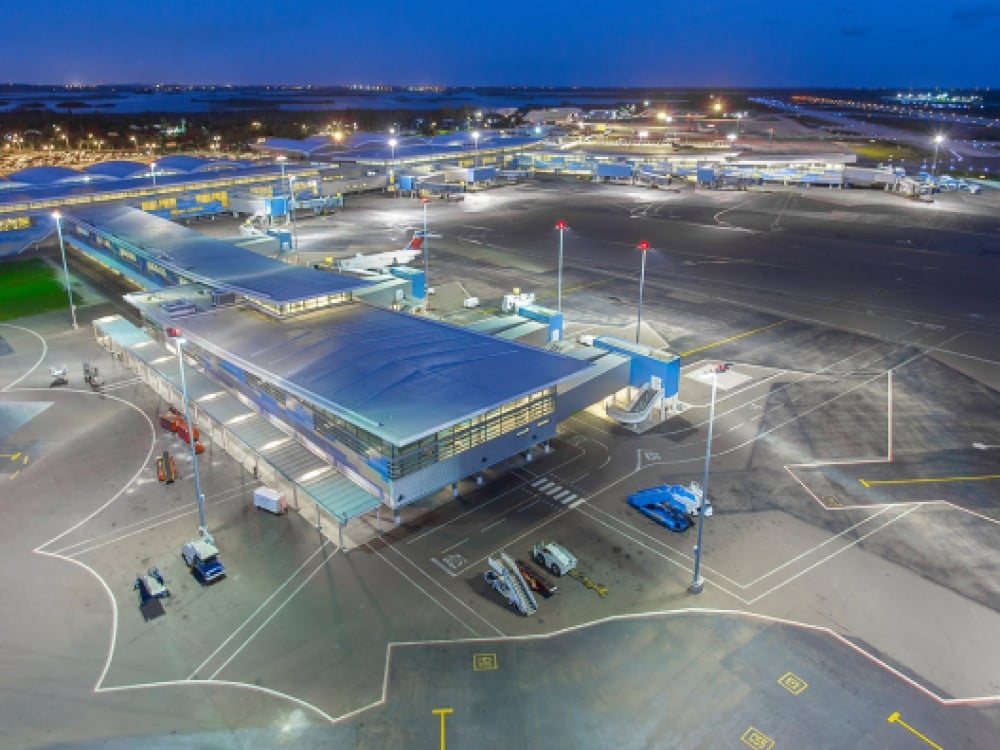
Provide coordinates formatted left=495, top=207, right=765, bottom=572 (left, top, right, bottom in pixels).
left=3, top=0, right=998, bottom=87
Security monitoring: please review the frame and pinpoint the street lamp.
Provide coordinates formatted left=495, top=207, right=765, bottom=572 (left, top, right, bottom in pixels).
left=635, top=240, right=650, bottom=344
left=421, top=197, right=430, bottom=305
left=555, top=220, right=567, bottom=313
left=472, top=130, right=480, bottom=167
left=51, top=211, right=77, bottom=329
left=690, top=362, right=729, bottom=594
left=150, top=161, right=157, bottom=187
left=288, top=176, right=298, bottom=250
left=388, top=137, right=397, bottom=163
left=174, top=335, right=211, bottom=541
left=931, top=134, right=945, bottom=178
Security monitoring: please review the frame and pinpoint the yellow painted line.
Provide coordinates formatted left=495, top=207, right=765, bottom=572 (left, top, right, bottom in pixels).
left=861, top=474, right=1000, bottom=488
left=9, top=470, right=20, bottom=480
left=0, top=452, right=22, bottom=460
left=433, top=708, right=454, bottom=750
left=680, top=319, right=787, bottom=358
left=887, top=711, right=943, bottom=749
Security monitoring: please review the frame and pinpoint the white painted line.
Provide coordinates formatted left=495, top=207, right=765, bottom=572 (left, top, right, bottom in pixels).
left=480, top=518, right=505, bottom=533
left=544, top=485, right=561, bottom=496
left=567, top=496, right=587, bottom=509
left=531, top=477, right=547, bottom=488
left=552, top=489, right=570, bottom=501
left=747, top=505, right=920, bottom=605
left=440, top=537, right=469, bottom=554
left=208, top=546, right=343, bottom=679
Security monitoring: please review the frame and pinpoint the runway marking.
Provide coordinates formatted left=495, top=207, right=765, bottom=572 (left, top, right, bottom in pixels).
left=778, top=672, right=809, bottom=695
left=746, top=505, right=919, bottom=605
left=441, top=537, right=469, bottom=553
left=887, top=711, right=943, bottom=749
left=189, top=541, right=337, bottom=678
left=472, top=653, right=497, bottom=671
left=379, top=543, right=504, bottom=637
left=860, top=473, right=1000, bottom=487
left=0, top=323, right=48, bottom=392
left=740, top=726, right=775, bottom=750
left=679, top=319, right=787, bottom=358
left=202, top=543, right=341, bottom=680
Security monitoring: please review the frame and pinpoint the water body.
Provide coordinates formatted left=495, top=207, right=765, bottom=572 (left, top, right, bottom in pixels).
left=0, top=85, right=694, bottom=114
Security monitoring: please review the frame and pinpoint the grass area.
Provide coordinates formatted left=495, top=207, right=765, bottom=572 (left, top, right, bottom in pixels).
left=849, top=140, right=925, bottom=161
left=0, top=257, right=78, bottom=322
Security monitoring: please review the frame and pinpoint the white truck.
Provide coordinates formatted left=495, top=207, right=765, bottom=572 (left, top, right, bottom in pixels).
left=532, top=541, right=577, bottom=577
left=253, top=487, right=287, bottom=514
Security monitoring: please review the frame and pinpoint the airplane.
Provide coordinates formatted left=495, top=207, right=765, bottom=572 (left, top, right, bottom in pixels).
left=335, top=232, right=429, bottom=273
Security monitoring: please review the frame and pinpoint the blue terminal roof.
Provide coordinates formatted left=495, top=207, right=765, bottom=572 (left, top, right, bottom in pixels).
left=256, top=131, right=543, bottom=162
left=84, top=160, right=153, bottom=179
left=66, top=204, right=370, bottom=303
left=6, top=165, right=92, bottom=185
left=172, top=301, right=591, bottom=446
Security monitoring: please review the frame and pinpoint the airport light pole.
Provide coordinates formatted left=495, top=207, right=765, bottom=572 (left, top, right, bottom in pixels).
left=150, top=161, right=157, bottom=187
left=635, top=240, right=650, bottom=344
left=288, top=175, right=298, bottom=251
left=422, top=197, right=430, bottom=307
left=690, top=362, right=729, bottom=594
left=555, top=220, right=567, bottom=313
left=931, top=134, right=944, bottom=178
left=472, top=130, right=480, bottom=167
left=174, top=335, right=210, bottom=541
left=51, top=211, right=78, bottom=329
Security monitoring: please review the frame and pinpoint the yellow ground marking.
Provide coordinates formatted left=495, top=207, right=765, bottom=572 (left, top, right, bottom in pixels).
left=860, top=474, right=1000, bottom=488
left=680, top=320, right=787, bottom=358
left=433, top=708, right=454, bottom=750
left=0, top=452, right=23, bottom=460
left=9, top=469, right=20, bottom=480
left=473, top=653, right=498, bottom=671
left=740, top=726, right=775, bottom=750
left=887, top=711, right=944, bottom=749
left=778, top=671, right=808, bottom=695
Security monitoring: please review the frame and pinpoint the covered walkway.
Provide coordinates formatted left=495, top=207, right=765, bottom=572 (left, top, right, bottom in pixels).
left=93, top=315, right=381, bottom=546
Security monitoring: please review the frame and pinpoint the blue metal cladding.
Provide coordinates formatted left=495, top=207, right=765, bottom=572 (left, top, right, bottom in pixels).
left=597, top=163, right=633, bottom=178
left=592, top=336, right=680, bottom=396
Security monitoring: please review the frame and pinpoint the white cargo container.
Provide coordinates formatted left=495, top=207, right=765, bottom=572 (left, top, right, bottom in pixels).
left=253, top=487, right=287, bottom=514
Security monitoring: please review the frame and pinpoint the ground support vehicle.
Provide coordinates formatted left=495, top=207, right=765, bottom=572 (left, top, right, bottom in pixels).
left=627, top=482, right=712, bottom=519
left=253, top=487, right=287, bottom=514
left=627, top=492, right=692, bottom=532
left=134, top=567, right=170, bottom=605
left=533, top=542, right=577, bottom=577
left=156, top=450, right=178, bottom=483
left=159, top=409, right=205, bottom=454
left=133, top=567, right=170, bottom=620
left=484, top=552, right=538, bottom=615
left=48, top=365, right=68, bottom=386
left=515, top=559, right=558, bottom=597
left=82, top=362, right=103, bottom=390
left=181, top=538, right=225, bottom=583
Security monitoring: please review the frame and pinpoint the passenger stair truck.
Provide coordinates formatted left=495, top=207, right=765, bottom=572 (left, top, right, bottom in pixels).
left=484, top=552, right=539, bottom=616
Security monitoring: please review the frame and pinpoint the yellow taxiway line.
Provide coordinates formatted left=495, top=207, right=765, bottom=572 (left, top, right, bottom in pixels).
left=861, top=474, right=1000, bottom=488
left=680, top=319, right=787, bottom=358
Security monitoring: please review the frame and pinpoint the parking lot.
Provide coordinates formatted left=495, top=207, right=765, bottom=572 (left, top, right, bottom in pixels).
left=2, top=177, right=999, bottom=748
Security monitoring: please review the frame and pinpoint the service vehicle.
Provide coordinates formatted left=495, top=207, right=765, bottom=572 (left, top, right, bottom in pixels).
left=515, top=558, right=558, bottom=596
left=627, top=482, right=712, bottom=519
left=627, top=492, right=692, bottom=532
left=484, top=553, right=538, bottom=615
left=181, top=538, right=226, bottom=583
left=532, top=541, right=577, bottom=577
left=253, top=487, right=287, bottom=514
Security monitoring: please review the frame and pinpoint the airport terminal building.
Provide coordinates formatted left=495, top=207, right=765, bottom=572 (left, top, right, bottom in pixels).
left=56, top=204, right=654, bottom=539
